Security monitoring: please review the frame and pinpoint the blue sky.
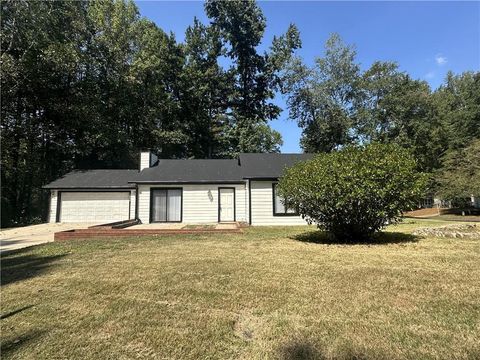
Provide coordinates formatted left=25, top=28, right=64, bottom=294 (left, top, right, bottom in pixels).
left=135, top=1, right=480, bottom=153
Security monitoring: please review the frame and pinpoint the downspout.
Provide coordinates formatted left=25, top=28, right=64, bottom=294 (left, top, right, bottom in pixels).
left=248, top=179, right=252, bottom=225
left=135, top=184, right=140, bottom=222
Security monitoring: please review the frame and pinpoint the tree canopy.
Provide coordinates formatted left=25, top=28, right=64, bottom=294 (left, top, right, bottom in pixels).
left=436, top=139, right=480, bottom=204
left=283, top=34, right=479, bottom=174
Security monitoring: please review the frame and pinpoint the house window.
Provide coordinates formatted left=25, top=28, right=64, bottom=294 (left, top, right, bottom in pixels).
left=151, top=188, right=182, bottom=222
left=272, top=183, right=298, bottom=216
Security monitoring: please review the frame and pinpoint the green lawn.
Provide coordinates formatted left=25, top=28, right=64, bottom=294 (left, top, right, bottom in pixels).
left=1, top=219, right=479, bottom=359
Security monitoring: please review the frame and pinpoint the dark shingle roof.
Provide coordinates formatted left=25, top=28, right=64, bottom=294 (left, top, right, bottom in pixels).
left=43, top=154, right=315, bottom=188
left=133, top=159, right=243, bottom=183
left=43, top=169, right=138, bottom=189
left=239, top=153, right=314, bottom=179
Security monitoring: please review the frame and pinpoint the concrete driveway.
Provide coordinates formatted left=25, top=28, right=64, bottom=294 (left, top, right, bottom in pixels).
left=0, top=223, right=97, bottom=253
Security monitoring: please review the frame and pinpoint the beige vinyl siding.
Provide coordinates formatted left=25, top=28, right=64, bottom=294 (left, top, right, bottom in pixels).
left=49, top=190, right=58, bottom=223
left=250, top=180, right=308, bottom=225
left=129, top=190, right=136, bottom=219
left=137, top=184, right=247, bottom=224
left=137, top=185, right=150, bottom=223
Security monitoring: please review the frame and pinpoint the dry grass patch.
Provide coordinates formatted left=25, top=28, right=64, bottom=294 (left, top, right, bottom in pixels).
left=1, top=219, right=479, bottom=359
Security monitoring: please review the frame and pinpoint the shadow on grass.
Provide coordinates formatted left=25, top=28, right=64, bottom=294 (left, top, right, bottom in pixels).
left=279, top=341, right=323, bottom=360
left=1, top=247, right=67, bottom=286
left=278, top=340, right=371, bottom=360
left=1, top=305, right=35, bottom=320
left=0, top=329, right=46, bottom=358
left=292, top=231, right=420, bottom=245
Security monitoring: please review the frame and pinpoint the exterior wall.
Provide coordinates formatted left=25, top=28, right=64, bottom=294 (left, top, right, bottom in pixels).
left=250, top=180, right=308, bottom=226
left=137, top=184, right=247, bottom=224
left=49, top=190, right=58, bottom=223
left=130, top=190, right=136, bottom=219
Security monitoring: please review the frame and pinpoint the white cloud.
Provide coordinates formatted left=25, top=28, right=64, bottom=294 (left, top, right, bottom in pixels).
left=435, top=54, right=447, bottom=66
left=425, top=71, right=435, bottom=79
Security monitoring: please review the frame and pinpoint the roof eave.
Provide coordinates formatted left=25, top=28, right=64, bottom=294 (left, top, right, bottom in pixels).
left=42, top=185, right=135, bottom=190
left=242, top=176, right=279, bottom=180
left=129, top=180, right=246, bottom=184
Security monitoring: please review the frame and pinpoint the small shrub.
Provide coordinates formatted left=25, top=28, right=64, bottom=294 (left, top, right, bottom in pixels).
left=277, top=143, right=428, bottom=241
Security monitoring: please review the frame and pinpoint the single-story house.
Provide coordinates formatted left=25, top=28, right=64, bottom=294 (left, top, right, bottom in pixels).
left=43, top=150, right=314, bottom=225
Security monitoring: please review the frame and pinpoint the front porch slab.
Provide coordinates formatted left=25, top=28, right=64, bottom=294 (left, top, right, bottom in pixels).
left=54, top=222, right=243, bottom=241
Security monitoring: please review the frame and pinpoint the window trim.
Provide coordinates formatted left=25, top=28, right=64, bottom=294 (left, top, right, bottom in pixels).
left=150, top=187, right=183, bottom=223
left=272, top=183, right=298, bottom=216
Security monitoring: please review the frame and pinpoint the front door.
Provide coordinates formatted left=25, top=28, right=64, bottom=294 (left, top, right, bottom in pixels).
left=219, top=188, right=235, bottom=222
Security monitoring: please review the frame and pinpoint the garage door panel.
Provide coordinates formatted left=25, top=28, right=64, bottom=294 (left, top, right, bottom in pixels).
left=60, top=192, right=130, bottom=223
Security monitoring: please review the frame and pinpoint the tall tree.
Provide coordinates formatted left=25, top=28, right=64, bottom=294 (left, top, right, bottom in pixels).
left=76, top=0, right=144, bottom=167
left=1, top=0, right=190, bottom=226
left=283, top=33, right=360, bottom=152
left=182, top=17, right=233, bottom=158
left=433, top=71, right=480, bottom=150
left=354, top=61, right=404, bottom=143
left=129, top=19, right=187, bottom=158
left=436, top=139, right=480, bottom=205
left=284, top=34, right=453, bottom=171
left=356, top=65, right=445, bottom=171
left=205, top=0, right=300, bottom=154
left=1, top=0, right=87, bottom=225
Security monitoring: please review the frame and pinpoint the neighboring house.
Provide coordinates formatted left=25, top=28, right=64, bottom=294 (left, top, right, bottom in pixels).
left=43, top=150, right=314, bottom=225
left=419, top=195, right=480, bottom=209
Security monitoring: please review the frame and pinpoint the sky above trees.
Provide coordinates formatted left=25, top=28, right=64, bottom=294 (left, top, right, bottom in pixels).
left=136, top=1, right=480, bottom=152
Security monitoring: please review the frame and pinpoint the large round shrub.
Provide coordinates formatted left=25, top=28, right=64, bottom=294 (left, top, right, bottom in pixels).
left=277, top=143, right=427, bottom=241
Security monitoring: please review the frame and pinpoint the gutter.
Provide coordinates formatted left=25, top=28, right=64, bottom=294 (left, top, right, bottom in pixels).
left=129, top=180, right=246, bottom=185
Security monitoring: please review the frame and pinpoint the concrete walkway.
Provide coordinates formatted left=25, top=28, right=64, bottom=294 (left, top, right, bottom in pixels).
left=0, top=223, right=98, bottom=253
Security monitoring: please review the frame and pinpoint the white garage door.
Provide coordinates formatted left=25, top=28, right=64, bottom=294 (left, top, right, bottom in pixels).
left=59, top=192, right=130, bottom=223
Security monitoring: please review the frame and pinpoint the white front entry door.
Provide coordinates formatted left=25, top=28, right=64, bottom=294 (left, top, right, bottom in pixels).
left=219, top=188, right=235, bottom=222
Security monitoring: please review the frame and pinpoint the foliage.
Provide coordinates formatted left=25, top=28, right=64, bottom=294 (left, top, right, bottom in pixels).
left=283, top=34, right=478, bottom=174
left=205, top=0, right=300, bottom=154
left=277, top=143, right=428, bottom=241
left=433, top=72, right=480, bottom=150
left=181, top=17, right=232, bottom=158
left=283, top=34, right=359, bottom=152
left=354, top=63, right=447, bottom=171
left=436, top=139, right=480, bottom=203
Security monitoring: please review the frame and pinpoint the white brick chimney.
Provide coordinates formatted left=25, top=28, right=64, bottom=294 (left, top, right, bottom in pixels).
left=140, top=150, right=158, bottom=171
